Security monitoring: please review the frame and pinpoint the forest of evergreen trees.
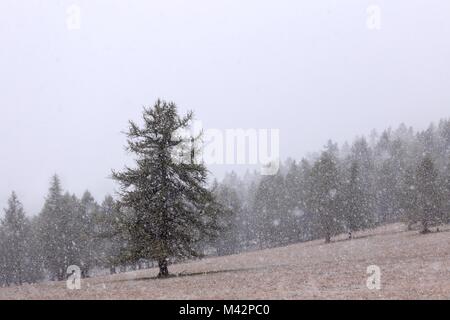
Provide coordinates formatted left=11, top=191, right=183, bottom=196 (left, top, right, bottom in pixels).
left=214, top=119, right=450, bottom=254
left=1, top=112, right=449, bottom=286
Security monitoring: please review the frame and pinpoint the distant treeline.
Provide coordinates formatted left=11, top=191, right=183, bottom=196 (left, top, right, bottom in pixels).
left=214, top=119, right=450, bottom=254
left=1, top=118, right=450, bottom=286
left=0, top=181, right=126, bottom=286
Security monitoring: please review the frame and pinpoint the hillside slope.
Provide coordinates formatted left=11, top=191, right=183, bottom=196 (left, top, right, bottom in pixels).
left=1, top=223, right=450, bottom=300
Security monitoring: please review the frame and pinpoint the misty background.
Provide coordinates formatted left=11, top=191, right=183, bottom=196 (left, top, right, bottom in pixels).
left=1, top=0, right=449, bottom=214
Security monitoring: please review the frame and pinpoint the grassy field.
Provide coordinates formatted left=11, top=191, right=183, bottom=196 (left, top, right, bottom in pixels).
left=1, top=223, right=450, bottom=300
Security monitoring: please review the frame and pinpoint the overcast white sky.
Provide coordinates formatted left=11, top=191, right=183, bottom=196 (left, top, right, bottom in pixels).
left=1, top=0, right=449, bottom=214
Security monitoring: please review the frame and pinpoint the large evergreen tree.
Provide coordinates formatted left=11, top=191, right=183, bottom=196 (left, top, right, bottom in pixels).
left=112, top=100, right=223, bottom=277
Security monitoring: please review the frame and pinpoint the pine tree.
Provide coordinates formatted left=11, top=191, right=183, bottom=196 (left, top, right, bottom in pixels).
left=309, top=151, right=342, bottom=243
left=341, top=139, right=376, bottom=235
left=213, top=182, right=241, bottom=256
left=241, top=178, right=260, bottom=248
left=0, top=192, right=31, bottom=285
left=37, top=176, right=78, bottom=281
left=374, top=134, right=406, bottom=224
left=416, top=156, right=441, bottom=234
left=112, top=100, right=223, bottom=277
left=76, top=191, right=100, bottom=278
left=343, top=161, right=366, bottom=234
left=351, top=138, right=375, bottom=227
left=285, top=161, right=307, bottom=242
left=253, top=173, right=285, bottom=248
left=97, top=195, right=126, bottom=274
left=398, top=167, right=419, bottom=230
left=295, top=159, right=317, bottom=241
left=26, top=216, right=45, bottom=283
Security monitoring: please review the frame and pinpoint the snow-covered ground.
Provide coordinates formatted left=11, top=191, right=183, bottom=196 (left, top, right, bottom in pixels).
left=1, top=223, right=450, bottom=300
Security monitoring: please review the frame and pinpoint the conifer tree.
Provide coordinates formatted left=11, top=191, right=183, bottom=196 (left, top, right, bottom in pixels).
left=398, top=167, right=419, bottom=230
left=37, top=176, right=78, bottom=280
left=342, top=140, right=375, bottom=235
left=77, top=191, right=100, bottom=278
left=309, top=151, right=342, bottom=243
left=97, top=195, right=126, bottom=274
left=253, top=173, right=286, bottom=248
left=26, top=216, right=45, bottom=283
left=284, top=161, right=308, bottom=242
left=343, top=161, right=366, bottom=234
left=214, top=181, right=241, bottom=256
left=0, top=192, right=31, bottom=285
left=112, top=100, right=223, bottom=277
left=416, top=156, right=441, bottom=234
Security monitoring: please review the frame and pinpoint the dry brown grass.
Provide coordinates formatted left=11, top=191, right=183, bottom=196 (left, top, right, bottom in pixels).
left=1, top=223, right=450, bottom=300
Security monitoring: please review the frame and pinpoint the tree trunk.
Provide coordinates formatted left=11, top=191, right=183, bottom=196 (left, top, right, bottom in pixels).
left=421, top=223, right=430, bottom=234
left=158, top=259, right=169, bottom=278
left=110, top=266, right=116, bottom=275
left=81, top=268, right=89, bottom=279
left=325, top=233, right=331, bottom=243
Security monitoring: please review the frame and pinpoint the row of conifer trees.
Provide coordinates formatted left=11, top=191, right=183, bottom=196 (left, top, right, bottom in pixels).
left=214, top=119, right=450, bottom=254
